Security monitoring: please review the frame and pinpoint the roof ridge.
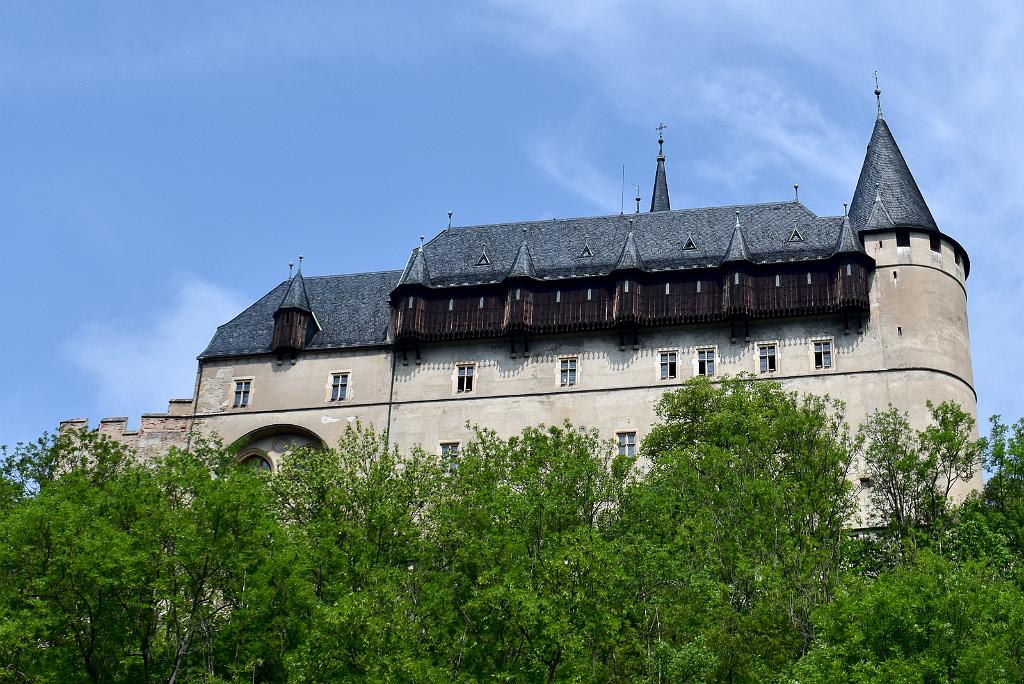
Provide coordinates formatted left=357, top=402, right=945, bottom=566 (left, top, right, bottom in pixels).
left=441, top=200, right=818, bottom=233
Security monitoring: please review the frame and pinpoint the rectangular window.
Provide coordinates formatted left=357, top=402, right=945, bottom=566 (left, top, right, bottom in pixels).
left=659, top=351, right=677, bottom=380
left=440, top=442, right=460, bottom=459
left=560, top=357, right=578, bottom=386
left=697, top=348, right=715, bottom=377
left=930, top=235, right=941, bottom=252
left=814, top=340, right=833, bottom=369
left=456, top=364, right=475, bottom=393
left=617, top=432, right=637, bottom=457
left=896, top=229, right=910, bottom=247
left=233, top=380, right=251, bottom=408
left=407, top=296, right=414, bottom=309
left=330, top=373, right=349, bottom=401
left=758, top=344, right=777, bottom=373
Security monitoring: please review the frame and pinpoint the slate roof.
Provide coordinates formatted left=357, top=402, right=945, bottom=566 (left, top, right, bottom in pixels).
left=200, top=270, right=401, bottom=359
left=410, top=201, right=850, bottom=289
left=848, top=118, right=938, bottom=232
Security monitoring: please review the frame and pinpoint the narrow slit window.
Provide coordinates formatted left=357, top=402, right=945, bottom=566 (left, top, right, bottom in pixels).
left=696, top=280, right=702, bottom=293
left=560, top=357, right=578, bottom=386
left=758, top=344, right=777, bottom=373
left=479, top=296, right=485, bottom=309
left=697, top=349, right=715, bottom=377
left=660, top=351, right=677, bottom=380
left=846, top=264, right=853, bottom=276
left=407, top=296, right=414, bottom=309
left=624, top=281, right=630, bottom=293
left=556, top=290, right=561, bottom=303
left=233, top=380, right=251, bottom=408
left=734, top=273, right=740, bottom=285
left=775, top=274, right=780, bottom=287
left=587, top=288, right=592, bottom=301
left=330, top=373, right=349, bottom=401
left=665, top=283, right=671, bottom=295
left=813, top=341, right=833, bottom=370
left=448, top=298, right=454, bottom=311
left=806, top=272, right=812, bottom=285
left=456, top=364, right=475, bottom=393
left=515, top=288, right=521, bottom=300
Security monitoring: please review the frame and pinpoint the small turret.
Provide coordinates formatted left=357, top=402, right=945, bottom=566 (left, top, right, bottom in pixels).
left=399, top=239, right=432, bottom=287
left=722, top=211, right=751, bottom=264
left=271, top=266, right=318, bottom=354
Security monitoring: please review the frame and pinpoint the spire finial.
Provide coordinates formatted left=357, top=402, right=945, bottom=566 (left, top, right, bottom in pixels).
left=419, top=235, right=425, bottom=251
left=288, top=261, right=294, bottom=279
left=843, top=202, right=849, bottom=217
left=794, top=184, right=800, bottom=203
left=297, top=255, right=303, bottom=273
left=655, top=122, right=667, bottom=158
left=873, top=70, right=883, bottom=120
left=874, top=181, right=882, bottom=202
left=632, top=184, right=641, bottom=214
left=447, top=211, right=453, bottom=229
left=735, top=210, right=741, bottom=229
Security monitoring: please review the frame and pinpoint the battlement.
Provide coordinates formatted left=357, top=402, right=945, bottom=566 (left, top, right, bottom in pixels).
left=59, top=398, right=195, bottom=459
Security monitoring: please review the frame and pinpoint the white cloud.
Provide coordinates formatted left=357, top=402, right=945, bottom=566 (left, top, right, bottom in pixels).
left=66, top=277, right=247, bottom=420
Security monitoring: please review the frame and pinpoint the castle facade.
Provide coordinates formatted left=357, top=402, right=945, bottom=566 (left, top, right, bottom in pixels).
left=63, top=100, right=978, bottom=502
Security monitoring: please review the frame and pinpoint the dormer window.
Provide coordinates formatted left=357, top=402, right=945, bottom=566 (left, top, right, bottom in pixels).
left=788, top=228, right=804, bottom=243
left=682, top=235, right=697, bottom=250
left=476, top=251, right=491, bottom=266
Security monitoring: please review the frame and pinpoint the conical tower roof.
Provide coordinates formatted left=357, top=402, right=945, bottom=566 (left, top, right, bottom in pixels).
left=507, top=235, right=538, bottom=279
left=650, top=132, right=671, bottom=212
left=722, top=212, right=751, bottom=264
left=399, top=245, right=431, bottom=287
left=848, top=117, right=937, bottom=232
left=614, top=228, right=644, bottom=271
left=277, top=271, right=312, bottom=313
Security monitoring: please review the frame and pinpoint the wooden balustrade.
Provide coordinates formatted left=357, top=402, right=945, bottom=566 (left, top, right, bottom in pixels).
left=394, top=265, right=871, bottom=342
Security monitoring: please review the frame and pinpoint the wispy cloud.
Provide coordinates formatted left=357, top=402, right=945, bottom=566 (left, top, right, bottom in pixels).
left=66, top=277, right=247, bottom=421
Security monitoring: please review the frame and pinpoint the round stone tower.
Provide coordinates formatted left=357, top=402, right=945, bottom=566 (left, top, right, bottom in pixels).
left=847, top=109, right=977, bottom=500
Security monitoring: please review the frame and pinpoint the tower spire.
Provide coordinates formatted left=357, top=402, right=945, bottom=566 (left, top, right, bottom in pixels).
left=650, top=123, right=671, bottom=212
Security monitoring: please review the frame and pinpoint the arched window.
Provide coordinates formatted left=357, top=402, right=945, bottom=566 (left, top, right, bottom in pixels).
left=241, top=453, right=272, bottom=471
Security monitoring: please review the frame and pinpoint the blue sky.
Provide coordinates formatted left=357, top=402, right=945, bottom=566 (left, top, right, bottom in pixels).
left=2, top=1, right=1022, bottom=447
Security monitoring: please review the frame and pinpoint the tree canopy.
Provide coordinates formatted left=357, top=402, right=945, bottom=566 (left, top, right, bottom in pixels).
left=0, top=376, right=1019, bottom=682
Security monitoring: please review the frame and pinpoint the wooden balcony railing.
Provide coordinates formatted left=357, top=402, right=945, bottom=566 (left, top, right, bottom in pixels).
left=394, top=266, right=870, bottom=342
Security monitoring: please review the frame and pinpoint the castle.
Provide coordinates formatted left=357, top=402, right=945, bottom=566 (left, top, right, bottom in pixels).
left=62, top=92, right=979, bottom=502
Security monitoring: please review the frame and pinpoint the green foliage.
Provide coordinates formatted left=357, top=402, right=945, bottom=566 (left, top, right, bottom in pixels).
left=0, top=379, right=1016, bottom=682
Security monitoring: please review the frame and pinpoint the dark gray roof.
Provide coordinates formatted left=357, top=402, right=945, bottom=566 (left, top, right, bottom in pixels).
left=849, top=118, right=937, bottom=232
left=200, top=270, right=401, bottom=359
left=411, top=201, right=849, bottom=289
left=276, top=272, right=312, bottom=313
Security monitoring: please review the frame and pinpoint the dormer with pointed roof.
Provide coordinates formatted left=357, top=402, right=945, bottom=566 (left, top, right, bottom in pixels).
left=272, top=270, right=319, bottom=354
left=650, top=129, right=671, bottom=212
left=614, top=228, right=644, bottom=272
left=399, top=244, right=431, bottom=287
left=833, top=212, right=866, bottom=257
left=507, top=233, right=538, bottom=280
left=722, top=212, right=751, bottom=264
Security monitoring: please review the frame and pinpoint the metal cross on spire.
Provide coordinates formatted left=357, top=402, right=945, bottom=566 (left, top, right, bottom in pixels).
left=655, top=122, right=667, bottom=157
left=873, top=70, right=883, bottom=120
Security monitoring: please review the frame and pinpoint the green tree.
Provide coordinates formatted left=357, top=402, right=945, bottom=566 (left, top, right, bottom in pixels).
left=637, top=376, right=856, bottom=679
